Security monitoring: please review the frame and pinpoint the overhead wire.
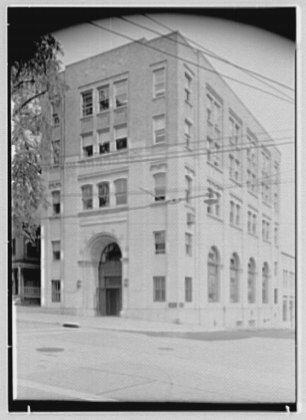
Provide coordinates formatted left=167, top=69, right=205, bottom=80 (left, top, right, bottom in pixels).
left=88, top=21, right=294, bottom=105
left=119, top=15, right=294, bottom=102
left=40, top=137, right=294, bottom=169
left=143, top=13, right=294, bottom=93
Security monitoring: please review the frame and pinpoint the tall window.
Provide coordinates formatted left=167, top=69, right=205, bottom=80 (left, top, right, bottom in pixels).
left=81, top=90, right=93, bottom=117
left=52, top=241, right=61, bottom=261
left=184, top=120, right=192, bottom=148
left=153, top=68, right=166, bottom=97
left=115, top=125, right=128, bottom=150
left=207, top=187, right=221, bottom=218
left=185, top=233, right=192, bottom=256
left=154, top=231, right=166, bottom=254
left=153, top=276, right=166, bottom=302
left=98, top=182, right=110, bottom=207
left=154, top=173, right=166, bottom=201
left=99, top=130, right=110, bottom=154
left=184, top=72, right=192, bottom=103
left=114, top=79, right=128, bottom=108
left=262, top=219, right=270, bottom=241
left=185, top=175, right=192, bottom=203
left=114, top=179, right=127, bottom=205
left=52, top=191, right=60, bottom=215
left=82, top=133, right=94, bottom=157
left=246, top=134, right=258, bottom=195
left=98, top=85, right=110, bottom=111
left=208, top=247, right=220, bottom=302
left=283, top=270, right=288, bottom=289
left=185, top=277, right=192, bottom=302
left=230, top=253, right=240, bottom=303
left=229, top=116, right=242, bottom=182
left=52, top=140, right=60, bottom=165
left=206, top=93, right=222, bottom=168
left=153, top=115, right=166, bottom=144
left=274, top=225, right=279, bottom=247
left=229, top=199, right=241, bottom=227
left=51, top=280, right=61, bottom=302
left=248, top=258, right=256, bottom=303
left=81, top=185, right=93, bottom=210
left=262, top=262, right=269, bottom=303
left=261, top=149, right=271, bottom=204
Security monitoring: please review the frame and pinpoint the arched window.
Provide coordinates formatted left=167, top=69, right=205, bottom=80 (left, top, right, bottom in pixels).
left=262, top=262, right=269, bottom=303
left=208, top=247, right=220, bottom=302
left=230, top=253, right=240, bottom=303
left=101, top=243, right=122, bottom=263
left=248, top=258, right=256, bottom=303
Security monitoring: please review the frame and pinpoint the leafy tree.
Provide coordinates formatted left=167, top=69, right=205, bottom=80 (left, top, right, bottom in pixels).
left=11, top=34, right=65, bottom=242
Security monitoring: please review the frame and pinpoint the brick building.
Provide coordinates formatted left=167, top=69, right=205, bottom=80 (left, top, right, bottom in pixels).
left=41, top=31, right=285, bottom=329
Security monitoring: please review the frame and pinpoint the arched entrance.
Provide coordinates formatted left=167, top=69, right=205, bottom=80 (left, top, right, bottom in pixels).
left=97, top=242, right=122, bottom=316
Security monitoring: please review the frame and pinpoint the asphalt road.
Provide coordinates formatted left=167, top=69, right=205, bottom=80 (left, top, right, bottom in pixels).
left=14, top=318, right=296, bottom=404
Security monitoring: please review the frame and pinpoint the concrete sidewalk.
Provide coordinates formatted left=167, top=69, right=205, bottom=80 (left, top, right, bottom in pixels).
left=14, top=304, right=207, bottom=333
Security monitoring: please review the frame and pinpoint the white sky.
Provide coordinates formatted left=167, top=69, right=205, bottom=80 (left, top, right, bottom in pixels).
left=53, top=13, right=295, bottom=255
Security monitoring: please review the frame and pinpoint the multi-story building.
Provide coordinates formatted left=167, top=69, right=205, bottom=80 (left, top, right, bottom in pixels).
left=42, top=31, right=284, bottom=329
left=12, top=233, right=41, bottom=305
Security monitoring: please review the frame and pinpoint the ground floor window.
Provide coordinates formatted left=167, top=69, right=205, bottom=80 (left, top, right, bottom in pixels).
left=208, top=247, right=220, bottom=302
left=185, top=277, right=192, bottom=302
left=230, top=253, right=240, bottom=303
left=153, top=276, right=166, bottom=302
left=283, top=298, right=287, bottom=321
left=262, top=262, right=269, bottom=303
left=51, top=280, right=61, bottom=302
left=247, top=258, right=256, bottom=303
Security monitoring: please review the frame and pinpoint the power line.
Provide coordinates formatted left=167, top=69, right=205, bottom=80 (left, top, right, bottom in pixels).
left=49, top=127, right=294, bottom=163
left=40, top=138, right=294, bottom=169
left=120, top=15, right=294, bottom=101
left=143, top=14, right=294, bottom=93
left=88, top=21, right=294, bottom=105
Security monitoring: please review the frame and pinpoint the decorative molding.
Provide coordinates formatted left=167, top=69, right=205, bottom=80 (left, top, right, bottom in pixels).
left=49, top=182, right=61, bottom=190
left=150, top=161, right=167, bottom=172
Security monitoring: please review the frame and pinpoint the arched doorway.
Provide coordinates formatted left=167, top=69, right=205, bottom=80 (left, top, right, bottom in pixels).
left=97, top=242, right=122, bottom=316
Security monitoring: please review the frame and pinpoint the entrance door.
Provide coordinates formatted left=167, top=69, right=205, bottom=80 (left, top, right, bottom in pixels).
left=106, top=288, right=121, bottom=315
left=98, top=242, right=122, bottom=316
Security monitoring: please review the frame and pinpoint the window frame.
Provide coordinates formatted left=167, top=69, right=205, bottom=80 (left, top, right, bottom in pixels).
left=153, top=67, right=166, bottom=98
left=51, top=280, right=61, bottom=303
left=114, top=79, right=128, bottom=108
left=97, top=84, right=110, bottom=112
left=81, top=90, right=93, bottom=117
left=154, top=231, right=166, bottom=255
left=52, top=190, right=61, bottom=215
left=154, top=172, right=166, bottom=201
left=97, top=182, right=110, bottom=208
left=153, top=276, right=166, bottom=302
left=185, top=277, right=192, bottom=302
left=52, top=240, right=61, bottom=261
left=81, top=184, right=93, bottom=210
left=153, top=114, right=166, bottom=144
left=208, top=247, right=220, bottom=303
left=114, top=178, right=127, bottom=206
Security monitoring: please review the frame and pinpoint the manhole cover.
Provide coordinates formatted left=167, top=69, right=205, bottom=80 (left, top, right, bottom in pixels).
left=158, top=347, right=173, bottom=351
left=36, top=347, right=64, bottom=353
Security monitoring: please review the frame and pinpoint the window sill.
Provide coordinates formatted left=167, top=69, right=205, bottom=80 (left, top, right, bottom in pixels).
left=153, top=93, right=165, bottom=101
left=97, top=110, right=110, bottom=116
left=207, top=161, right=223, bottom=174
left=49, top=215, right=61, bottom=219
left=80, top=115, right=93, bottom=121
left=262, top=201, right=272, bottom=209
left=229, top=176, right=242, bottom=187
left=230, top=223, right=243, bottom=232
left=185, top=203, right=195, bottom=211
left=185, top=100, right=193, bottom=108
left=262, top=239, right=271, bottom=244
left=79, top=205, right=128, bottom=217
left=152, top=141, right=167, bottom=148
left=248, top=190, right=258, bottom=199
left=150, top=201, right=167, bottom=208
left=247, top=232, right=258, bottom=238
left=207, top=213, right=223, bottom=223
left=79, top=149, right=128, bottom=162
